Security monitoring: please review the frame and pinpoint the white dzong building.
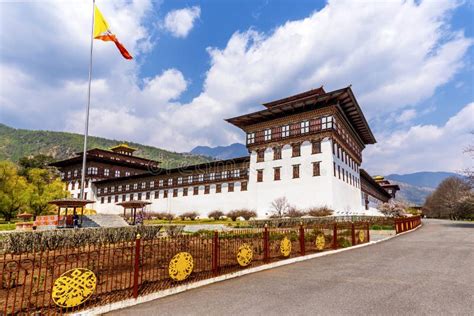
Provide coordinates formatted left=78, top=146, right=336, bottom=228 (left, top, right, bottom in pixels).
left=52, top=87, right=395, bottom=217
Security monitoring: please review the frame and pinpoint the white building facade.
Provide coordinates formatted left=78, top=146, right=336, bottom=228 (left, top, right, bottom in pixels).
left=56, top=87, right=388, bottom=218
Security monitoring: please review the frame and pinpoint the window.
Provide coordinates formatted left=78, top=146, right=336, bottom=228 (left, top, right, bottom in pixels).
left=274, top=167, right=281, bottom=181
left=150, top=181, right=155, bottom=188
left=141, top=182, right=146, bottom=189
left=159, top=179, right=164, bottom=187
left=126, top=184, right=130, bottom=191
left=193, top=187, right=199, bottom=195
left=111, top=186, right=115, bottom=193
left=338, top=166, right=341, bottom=179
left=146, top=192, right=150, bottom=200
left=210, top=173, right=215, bottom=181
left=183, top=188, right=188, bottom=196
left=228, top=182, right=234, bottom=192
left=161, top=190, right=166, bottom=198
left=222, top=171, right=228, bottom=179
left=67, top=171, right=71, bottom=178
left=241, top=181, right=247, bottom=191
left=198, top=174, right=204, bottom=182
left=129, top=194, right=134, bottom=201
left=282, top=125, right=290, bottom=138
left=72, top=182, right=75, bottom=190
left=313, top=162, right=321, bottom=177
left=264, top=128, right=272, bottom=141
left=321, top=115, right=333, bottom=129
left=104, top=187, right=108, bottom=194
left=154, top=191, right=159, bottom=199
left=301, top=120, right=309, bottom=134
left=84, top=192, right=87, bottom=199
left=257, top=150, right=265, bottom=162
left=257, top=169, right=263, bottom=182
left=125, top=171, right=131, bottom=176
left=104, top=169, right=110, bottom=176
left=115, top=170, right=120, bottom=177
left=168, top=178, right=173, bottom=186
left=333, top=162, right=336, bottom=177
left=216, top=184, right=222, bottom=193
left=204, top=185, right=210, bottom=194
left=273, top=146, right=282, bottom=160
left=138, top=192, right=142, bottom=200
left=293, top=165, right=300, bottom=179
left=74, top=169, right=78, bottom=177
left=312, top=141, right=321, bottom=154
left=187, top=176, right=193, bottom=184
left=342, top=168, right=345, bottom=182
left=177, top=177, right=183, bottom=185
left=101, top=197, right=104, bottom=204
left=133, top=183, right=138, bottom=190
left=173, top=189, right=178, bottom=197
left=107, top=196, right=111, bottom=203
left=115, top=195, right=119, bottom=203
left=292, top=143, right=301, bottom=157
left=247, top=132, right=256, bottom=144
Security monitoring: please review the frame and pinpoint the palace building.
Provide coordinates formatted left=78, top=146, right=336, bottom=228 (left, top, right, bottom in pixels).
left=52, top=86, right=398, bottom=217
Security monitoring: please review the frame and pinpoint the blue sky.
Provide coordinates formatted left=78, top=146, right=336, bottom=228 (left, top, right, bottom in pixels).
left=0, top=0, right=473, bottom=174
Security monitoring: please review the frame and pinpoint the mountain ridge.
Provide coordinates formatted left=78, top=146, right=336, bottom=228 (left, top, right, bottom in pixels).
left=0, top=123, right=212, bottom=168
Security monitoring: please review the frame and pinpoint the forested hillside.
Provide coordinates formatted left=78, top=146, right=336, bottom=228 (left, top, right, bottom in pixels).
left=0, top=123, right=213, bottom=168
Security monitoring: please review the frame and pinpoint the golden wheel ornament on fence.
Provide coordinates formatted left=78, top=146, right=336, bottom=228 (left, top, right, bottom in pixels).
left=358, top=230, right=365, bottom=243
left=315, top=233, right=325, bottom=250
left=51, top=268, right=97, bottom=308
left=237, top=244, right=253, bottom=266
left=280, top=237, right=292, bottom=257
left=169, top=252, right=194, bottom=281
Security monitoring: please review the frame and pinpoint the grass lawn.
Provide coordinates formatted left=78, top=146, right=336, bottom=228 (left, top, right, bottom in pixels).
left=145, top=218, right=249, bottom=227
left=0, top=223, right=16, bottom=231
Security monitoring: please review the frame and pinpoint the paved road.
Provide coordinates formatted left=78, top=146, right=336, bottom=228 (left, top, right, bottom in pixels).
left=111, top=220, right=474, bottom=316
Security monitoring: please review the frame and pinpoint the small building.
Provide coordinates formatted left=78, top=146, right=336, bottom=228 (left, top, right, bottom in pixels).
left=51, top=86, right=397, bottom=217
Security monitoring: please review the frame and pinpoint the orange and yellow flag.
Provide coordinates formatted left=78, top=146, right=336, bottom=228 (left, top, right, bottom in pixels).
left=94, top=5, right=132, bottom=60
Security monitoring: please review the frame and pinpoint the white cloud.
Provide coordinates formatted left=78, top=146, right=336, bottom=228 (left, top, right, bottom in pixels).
left=163, top=6, right=201, bottom=38
left=364, top=102, right=474, bottom=174
left=0, top=0, right=472, bottom=175
left=395, top=109, right=417, bottom=124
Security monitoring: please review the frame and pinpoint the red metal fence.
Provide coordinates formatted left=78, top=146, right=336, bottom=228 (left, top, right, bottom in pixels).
left=394, top=216, right=421, bottom=234
left=0, top=216, right=420, bottom=314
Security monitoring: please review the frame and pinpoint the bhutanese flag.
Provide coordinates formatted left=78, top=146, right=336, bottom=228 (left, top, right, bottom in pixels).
left=94, top=4, right=132, bottom=60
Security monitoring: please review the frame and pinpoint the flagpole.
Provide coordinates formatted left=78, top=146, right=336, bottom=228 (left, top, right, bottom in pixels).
left=80, top=0, right=95, bottom=200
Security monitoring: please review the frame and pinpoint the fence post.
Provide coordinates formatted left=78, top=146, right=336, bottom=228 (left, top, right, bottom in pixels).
left=299, top=222, right=305, bottom=256
left=263, top=224, right=269, bottom=263
left=332, top=222, right=338, bottom=250
left=351, top=222, right=356, bottom=246
left=133, top=233, right=141, bottom=299
left=212, top=230, right=219, bottom=275
left=366, top=222, right=370, bottom=242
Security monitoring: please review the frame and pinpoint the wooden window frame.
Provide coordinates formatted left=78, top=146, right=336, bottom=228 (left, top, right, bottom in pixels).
left=313, top=161, right=321, bottom=177
left=292, top=143, right=301, bottom=157
left=293, top=164, right=300, bottom=179
left=257, top=169, right=263, bottom=182
left=216, top=183, right=222, bottom=193
left=274, top=167, right=281, bottom=181
left=312, top=140, right=321, bottom=154
left=273, top=146, right=282, bottom=160
left=193, top=186, right=199, bottom=195
left=228, top=182, right=234, bottom=192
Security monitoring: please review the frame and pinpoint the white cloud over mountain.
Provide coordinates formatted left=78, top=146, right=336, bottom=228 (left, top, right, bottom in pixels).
left=0, top=0, right=472, bottom=174
left=163, top=6, right=201, bottom=38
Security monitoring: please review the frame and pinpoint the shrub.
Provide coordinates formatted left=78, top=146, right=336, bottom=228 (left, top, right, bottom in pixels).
left=180, top=211, right=199, bottom=221
left=227, top=209, right=257, bottom=221
left=208, top=210, right=224, bottom=220
left=307, top=206, right=333, bottom=217
left=286, top=207, right=306, bottom=218
left=153, top=212, right=175, bottom=221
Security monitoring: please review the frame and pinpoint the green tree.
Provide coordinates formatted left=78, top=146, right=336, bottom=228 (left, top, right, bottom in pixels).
left=0, top=161, right=31, bottom=221
left=26, top=168, right=68, bottom=219
left=18, top=154, right=56, bottom=176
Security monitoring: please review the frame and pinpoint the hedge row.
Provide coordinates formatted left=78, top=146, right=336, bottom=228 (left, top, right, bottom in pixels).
left=0, top=225, right=185, bottom=254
